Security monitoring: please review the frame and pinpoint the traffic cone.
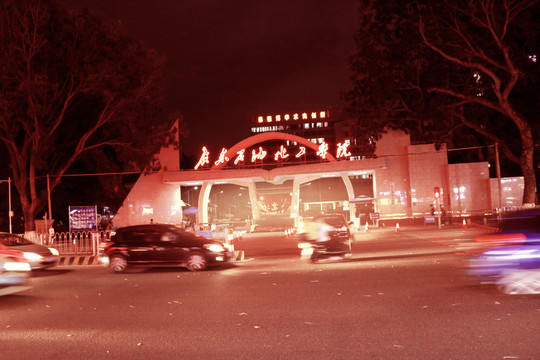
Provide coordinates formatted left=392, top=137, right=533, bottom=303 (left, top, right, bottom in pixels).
left=462, top=219, right=467, bottom=230
left=395, top=222, right=400, bottom=232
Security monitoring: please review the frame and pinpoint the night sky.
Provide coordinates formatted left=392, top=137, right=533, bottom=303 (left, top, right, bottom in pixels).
left=59, top=0, right=359, bottom=158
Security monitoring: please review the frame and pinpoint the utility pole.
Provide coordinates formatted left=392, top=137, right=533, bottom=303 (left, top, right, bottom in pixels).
left=495, top=143, right=502, bottom=218
left=47, top=174, right=53, bottom=228
left=8, top=178, right=12, bottom=233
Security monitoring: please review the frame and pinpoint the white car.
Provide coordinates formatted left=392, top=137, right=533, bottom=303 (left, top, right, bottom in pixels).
left=0, top=233, right=59, bottom=270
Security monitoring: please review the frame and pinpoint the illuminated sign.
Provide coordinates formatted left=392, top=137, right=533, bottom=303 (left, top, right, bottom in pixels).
left=336, top=140, right=352, bottom=158
left=255, top=110, right=328, bottom=124
left=316, top=142, right=329, bottom=159
left=295, top=146, right=306, bottom=158
left=274, top=145, right=289, bottom=161
left=68, top=205, right=97, bottom=231
left=193, top=141, right=353, bottom=169
left=194, top=146, right=210, bottom=170
left=251, top=147, right=267, bottom=162
left=214, top=148, right=229, bottom=166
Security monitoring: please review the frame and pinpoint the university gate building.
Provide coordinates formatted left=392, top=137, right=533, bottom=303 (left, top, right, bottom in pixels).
left=112, top=128, right=523, bottom=230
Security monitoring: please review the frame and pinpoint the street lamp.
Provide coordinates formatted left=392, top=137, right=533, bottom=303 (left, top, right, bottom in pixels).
left=214, top=190, right=223, bottom=217
left=185, top=186, right=198, bottom=206
left=233, top=193, right=242, bottom=216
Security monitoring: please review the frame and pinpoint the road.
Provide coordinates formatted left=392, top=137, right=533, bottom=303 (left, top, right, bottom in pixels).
left=1, top=226, right=539, bottom=359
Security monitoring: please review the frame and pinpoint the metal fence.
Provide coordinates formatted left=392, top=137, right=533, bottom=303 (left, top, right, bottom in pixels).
left=25, top=230, right=112, bottom=256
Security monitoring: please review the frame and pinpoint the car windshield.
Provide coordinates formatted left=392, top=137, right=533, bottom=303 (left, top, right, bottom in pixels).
left=315, top=215, right=346, bottom=227
left=0, top=235, right=34, bottom=246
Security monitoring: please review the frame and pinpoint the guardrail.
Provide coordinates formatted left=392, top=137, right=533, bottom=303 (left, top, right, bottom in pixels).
left=25, top=231, right=112, bottom=256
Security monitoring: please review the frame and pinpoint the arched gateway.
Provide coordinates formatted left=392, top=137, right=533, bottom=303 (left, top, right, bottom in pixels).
left=194, top=132, right=359, bottom=227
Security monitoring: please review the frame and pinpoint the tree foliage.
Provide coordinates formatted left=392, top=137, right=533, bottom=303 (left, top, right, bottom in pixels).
left=344, top=0, right=539, bottom=204
left=0, top=0, right=174, bottom=230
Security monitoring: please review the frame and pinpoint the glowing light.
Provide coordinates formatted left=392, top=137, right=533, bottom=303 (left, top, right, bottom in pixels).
left=284, top=114, right=290, bottom=121
left=234, top=149, right=245, bottom=165
left=274, top=145, right=289, bottom=160
left=194, top=146, right=210, bottom=170
left=293, top=113, right=299, bottom=120
left=320, top=111, right=326, bottom=118
left=311, top=112, right=317, bottom=119
left=295, top=146, right=306, bottom=158
left=302, top=113, right=308, bottom=119
left=317, top=142, right=329, bottom=159
left=251, top=147, right=267, bottom=162
left=142, top=207, right=153, bottom=215
left=275, top=115, right=281, bottom=122
left=257, top=116, right=264, bottom=123
left=336, top=140, right=352, bottom=158
left=214, top=148, right=230, bottom=166
left=266, top=115, right=272, bottom=123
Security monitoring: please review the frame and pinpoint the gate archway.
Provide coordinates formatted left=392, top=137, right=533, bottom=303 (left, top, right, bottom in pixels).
left=197, top=132, right=358, bottom=226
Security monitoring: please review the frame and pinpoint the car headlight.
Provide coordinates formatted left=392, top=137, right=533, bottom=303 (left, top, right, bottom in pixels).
left=4, top=261, right=31, bottom=272
left=204, top=244, right=225, bottom=253
left=49, top=248, right=59, bottom=256
left=23, top=252, right=43, bottom=261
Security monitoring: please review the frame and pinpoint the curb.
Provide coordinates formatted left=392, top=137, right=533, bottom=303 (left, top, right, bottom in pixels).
left=58, top=255, right=100, bottom=266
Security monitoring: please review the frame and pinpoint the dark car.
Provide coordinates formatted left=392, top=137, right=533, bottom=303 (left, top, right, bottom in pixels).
left=100, top=224, right=233, bottom=273
left=0, top=233, right=59, bottom=270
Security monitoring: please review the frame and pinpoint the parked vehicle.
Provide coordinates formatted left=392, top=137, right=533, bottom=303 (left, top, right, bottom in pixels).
left=0, top=233, right=59, bottom=270
left=100, top=224, right=233, bottom=273
left=0, top=249, right=32, bottom=296
left=297, top=214, right=353, bottom=262
left=460, top=208, right=540, bottom=293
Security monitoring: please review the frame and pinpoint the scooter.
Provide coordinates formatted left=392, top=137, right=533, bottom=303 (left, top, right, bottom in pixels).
left=297, top=230, right=352, bottom=262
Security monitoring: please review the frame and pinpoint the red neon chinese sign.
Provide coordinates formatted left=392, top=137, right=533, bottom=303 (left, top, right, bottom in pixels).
left=194, top=141, right=353, bottom=170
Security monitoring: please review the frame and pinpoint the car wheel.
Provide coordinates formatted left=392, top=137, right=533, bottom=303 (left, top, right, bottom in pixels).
left=109, top=255, right=128, bottom=273
left=186, top=252, right=208, bottom=271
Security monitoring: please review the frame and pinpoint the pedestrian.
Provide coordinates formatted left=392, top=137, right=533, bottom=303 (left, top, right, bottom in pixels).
left=429, top=204, right=435, bottom=216
left=440, top=205, right=447, bottom=224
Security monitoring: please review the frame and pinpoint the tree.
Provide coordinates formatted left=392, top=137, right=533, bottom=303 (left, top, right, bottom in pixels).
left=0, top=0, right=174, bottom=231
left=344, top=0, right=539, bottom=205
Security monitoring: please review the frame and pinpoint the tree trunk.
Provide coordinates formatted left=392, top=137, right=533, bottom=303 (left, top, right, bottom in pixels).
left=520, top=130, right=537, bottom=205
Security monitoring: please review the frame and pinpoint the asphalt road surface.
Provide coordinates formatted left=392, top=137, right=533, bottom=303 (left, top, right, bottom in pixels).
left=1, top=226, right=539, bottom=359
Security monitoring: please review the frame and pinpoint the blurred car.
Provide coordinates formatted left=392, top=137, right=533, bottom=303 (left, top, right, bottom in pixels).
left=461, top=208, right=540, bottom=292
left=0, top=232, right=60, bottom=270
left=298, top=214, right=352, bottom=241
left=100, top=224, right=233, bottom=273
left=496, top=269, right=540, bottom=295
left=0, top=249, right=32, bottom=296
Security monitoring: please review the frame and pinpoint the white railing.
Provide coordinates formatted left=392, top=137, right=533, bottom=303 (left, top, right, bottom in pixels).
left=25, top=230, right=113, bottom=256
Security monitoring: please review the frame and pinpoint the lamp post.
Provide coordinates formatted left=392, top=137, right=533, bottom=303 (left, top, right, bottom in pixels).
left=233, top=193, right=242, bottom=216
left=214, top=190, right=223, bottom=217
left=186, top=186, right=198, bottom=206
